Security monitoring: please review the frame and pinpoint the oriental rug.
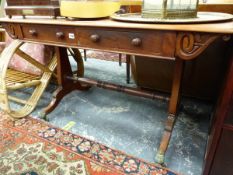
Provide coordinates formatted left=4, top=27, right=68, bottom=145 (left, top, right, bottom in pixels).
left=0, top=112, right=177, bottom=175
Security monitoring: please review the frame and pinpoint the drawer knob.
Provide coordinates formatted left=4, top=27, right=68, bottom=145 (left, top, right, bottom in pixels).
left=90, top=34, right=100, bottom=42
left=131, top=38, right=142, bottom=47
left=56, top=32, right=64, bottom=39
left=29, top=29, right=37, bottom=36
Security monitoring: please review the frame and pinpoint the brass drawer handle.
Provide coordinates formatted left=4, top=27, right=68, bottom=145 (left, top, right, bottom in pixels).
left=90, top=34, right=100, bottom=42
left=29, top=29, right=37, bottom=36
left=56, top=32, right=64, bottom=39
left=131, top=38, right=142, bottom=47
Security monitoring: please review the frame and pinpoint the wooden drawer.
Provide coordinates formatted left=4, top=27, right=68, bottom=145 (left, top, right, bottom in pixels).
left=11, top=24, right=176, bottom=58
left=76, top=29, right=176, bottom=58
left=21, top=24, right=78, bottom=46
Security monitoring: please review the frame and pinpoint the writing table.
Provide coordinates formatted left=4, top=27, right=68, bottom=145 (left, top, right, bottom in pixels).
left=1, top=17, right=232, bottom=163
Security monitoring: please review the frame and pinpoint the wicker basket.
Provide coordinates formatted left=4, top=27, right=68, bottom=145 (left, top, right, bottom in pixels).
left=142, top=0, right=199, bottom=19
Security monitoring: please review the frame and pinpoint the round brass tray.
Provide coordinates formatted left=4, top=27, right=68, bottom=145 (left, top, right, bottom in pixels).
left=111, top=12, right=233, bottom=23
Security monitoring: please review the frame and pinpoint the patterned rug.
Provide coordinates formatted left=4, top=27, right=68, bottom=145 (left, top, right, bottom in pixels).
left=0, top=112, right=177, bottom=175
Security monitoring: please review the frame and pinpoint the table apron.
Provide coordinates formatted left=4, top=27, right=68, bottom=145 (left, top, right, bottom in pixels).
left=3, top=23, right=177, bottom=60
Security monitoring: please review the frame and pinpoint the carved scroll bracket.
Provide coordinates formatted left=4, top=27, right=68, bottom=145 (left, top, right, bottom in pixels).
left=175, top=32, right=220, bottom=60
left=2, top=23, right=23, bottom=40
left=2, top=23, right=17, bottom=39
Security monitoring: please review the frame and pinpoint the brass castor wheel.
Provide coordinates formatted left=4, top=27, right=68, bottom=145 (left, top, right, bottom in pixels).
left=44, top=115, right=49, bottom=122
left=39, top=111, right=49, bottom=121
left=155, top=151, right=165, bottom=165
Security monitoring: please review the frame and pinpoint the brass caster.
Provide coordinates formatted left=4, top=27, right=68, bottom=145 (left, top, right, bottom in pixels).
left=39, top=112, right=49, bottom=121
left=44, top=115, right=49, bottom=122
left=155, top=151, right=165, bottom=165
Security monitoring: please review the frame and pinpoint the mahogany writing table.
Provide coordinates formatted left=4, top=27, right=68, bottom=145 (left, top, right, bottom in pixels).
left=1, top=17, right=232, bottom=163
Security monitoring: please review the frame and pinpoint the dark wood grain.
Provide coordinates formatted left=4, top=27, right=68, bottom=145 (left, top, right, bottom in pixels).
left=209, top=129, right=233, bottom=175
left=43, top=47, right=90, bottom=115
left=5, top=0, right=60, bottom=18
left=66, top=76, right=170, bottom=101
left=5, top=7, right=60, bottom=18
left=76, top=28, right=176, bottom=58
left=198, top=4, right=233, bottom=14
left=156, top=58, right=184, bottom=162
left=21, top=24, right=78, bottom=45
left=203, top=39, right=233, bottom=175
left=6, top=0, right=59, bottom=6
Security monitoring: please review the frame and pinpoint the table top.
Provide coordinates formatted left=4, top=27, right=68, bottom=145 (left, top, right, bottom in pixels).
left=0, top=17, right=232, bottom=34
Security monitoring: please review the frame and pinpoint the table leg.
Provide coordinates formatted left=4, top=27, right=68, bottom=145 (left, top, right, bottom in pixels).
left=126, top=55, right=131, bottom=84
left=84, top=49, right=87, bottom=61
left=119, top=53, right=122, bottom=66
left=156, top=58, right=184, bottom=164
left=42, top=47, right=90, bottom=118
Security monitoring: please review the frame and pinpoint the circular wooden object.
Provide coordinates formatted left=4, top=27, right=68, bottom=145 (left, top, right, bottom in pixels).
left=0, top=40, right=57, bottom=119
left=67, top=48, right=84, bottom=77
